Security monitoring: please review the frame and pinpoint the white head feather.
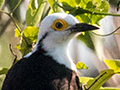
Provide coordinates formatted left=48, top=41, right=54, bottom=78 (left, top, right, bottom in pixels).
left=25, top=13, right=80, bottom=72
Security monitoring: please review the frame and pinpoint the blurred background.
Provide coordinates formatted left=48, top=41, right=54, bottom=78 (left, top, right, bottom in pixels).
left=0, top=0, right=120, bottom=89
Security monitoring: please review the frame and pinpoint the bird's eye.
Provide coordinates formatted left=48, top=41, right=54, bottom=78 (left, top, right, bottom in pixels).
left=55, top=22, right=63, bottom=29
left=51, top=19, right=68, bottom=31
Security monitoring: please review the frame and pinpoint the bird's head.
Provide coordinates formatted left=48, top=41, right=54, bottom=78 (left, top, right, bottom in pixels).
left=35, top=13, right=99, bottom=52
left=27, top=13, right=99, bottom=70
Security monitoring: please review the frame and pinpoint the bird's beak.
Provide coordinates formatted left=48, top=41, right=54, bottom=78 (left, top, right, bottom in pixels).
left=69, top=23, right=99, bottom=32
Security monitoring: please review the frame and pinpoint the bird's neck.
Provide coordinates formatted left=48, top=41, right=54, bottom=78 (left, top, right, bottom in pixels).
left=30, top=33, right=77, bottom=72
left=38, top=41, right=77, bottom=72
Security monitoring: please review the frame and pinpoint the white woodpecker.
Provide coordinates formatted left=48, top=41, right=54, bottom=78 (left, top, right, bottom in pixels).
left=2, top=13, right=99, bottom=90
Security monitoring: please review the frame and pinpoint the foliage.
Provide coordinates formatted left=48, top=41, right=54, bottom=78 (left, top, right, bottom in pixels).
left=57, top=0, right=109, bottom=24
left=79, top=60, right=120, bottom=90
left=76, top=61, right=89, bottom=69
left=0, top=0, right=120, bottom=90
left=15, top=26, right=39, bottom=56
left=0, top=68, right=8, bottom=75
left=104, top=59, right=120, bottom=74
left=26, top=0, right=47, bottom=26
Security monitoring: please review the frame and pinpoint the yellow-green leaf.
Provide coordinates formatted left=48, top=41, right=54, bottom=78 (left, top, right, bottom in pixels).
left=76, top=62, right=89, bottom=69
left=86, top=69, right=115, bottom=90
left=79, top=77, right=93, bottom=84
left=104, top=59, right=120, bottom=74
left=15, top=26, right=39, bottom=56
left=23, top=26, right=39, bottom=43
left=47, top=0, right=63, bottom=12
left=99, top=87, right=120, bottom=90
left=60, top=0, right=77, bottom=7
left=15, top=28, right=21, bottom=37
left=26, top=0, right=46, bottom=26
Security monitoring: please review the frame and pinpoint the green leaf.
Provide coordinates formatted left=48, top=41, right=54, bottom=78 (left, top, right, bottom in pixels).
left=76, top=14, right=90, bottom=23
left=15, top=43, right=31, bottom=56
left=80, top=76, right=120, bottom=90
left=75, top=0, right=80, bottom=4
left=77, top=32, right=95, bottom=50
left=47, top=0, right=63, bottom=12
left=0, top=68, right=9, bottom=75
left=104, top=59, right=120, bottom=74
left=79, top=77, right=93, bottom=84
left=60, top=0, right=77, bottom=7
left=99, top=87, right=120, bottom=90
left=0, top=0, right=4, bottom=8
left=26, top=0, right=47, bottom=26
left=15, top=26, right=39, bottom=56
left=59, top=0, right=109, bottom=25
left=86, top=69, right=115, bottom=90
left=23, top=26, right=39, bottom=43
left=76, top=62, right=89, bottom=69
left=15, top=28, right=21, bottom=37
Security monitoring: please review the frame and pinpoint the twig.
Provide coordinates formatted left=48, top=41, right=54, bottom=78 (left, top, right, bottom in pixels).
left=92, top=26, right=120, bottom=36
left=0, top=10, right=21, bottom=33
left=9, top=44, right=17, bottom=66
left=57, top=3, right=120, bottom=17
left=0, top=0, right=22, bottom=33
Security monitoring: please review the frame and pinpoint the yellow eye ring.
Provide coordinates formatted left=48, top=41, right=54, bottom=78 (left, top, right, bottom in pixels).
left=51, top=19, right=68, bottom=31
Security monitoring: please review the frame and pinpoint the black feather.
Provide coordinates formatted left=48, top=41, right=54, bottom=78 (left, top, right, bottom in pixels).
left=2, top=46, right=82, bottom=90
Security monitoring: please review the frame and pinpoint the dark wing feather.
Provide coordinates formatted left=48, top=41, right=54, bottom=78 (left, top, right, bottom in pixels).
left=2, top=51, right=82, bottom=90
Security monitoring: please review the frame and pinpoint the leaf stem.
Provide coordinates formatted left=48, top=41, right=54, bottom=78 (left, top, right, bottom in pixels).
left=76, top=7, right=120, bottom=17
left=10, top=0, right=22, bottom=14
left=0, top=10, right=21, bottom=33
left=89, top=11, right=120, bottom=17
left=0, top=0, right=22, bottom=33
left=57, top=3, right=120, bottom=17
left=87, top=72, right=107, bottom=90
left=9, top=44, right=17, bottom=66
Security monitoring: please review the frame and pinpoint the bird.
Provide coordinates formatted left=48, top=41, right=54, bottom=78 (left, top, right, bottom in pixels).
left=2, top=13, right=99, bottom=90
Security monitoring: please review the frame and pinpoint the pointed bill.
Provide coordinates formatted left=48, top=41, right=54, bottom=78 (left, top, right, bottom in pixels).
left=69, top=23, right=99, bottom=32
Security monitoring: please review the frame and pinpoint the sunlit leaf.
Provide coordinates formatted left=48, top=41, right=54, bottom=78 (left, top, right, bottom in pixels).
left=15, top=28, right=21, bottom=37
left=86, top=69, right=115, bottom=90
left=76, top=62, right=89, bottom=69
left=60, top=0, right=77, bottom=7
left=79, top=77, right=93, bottom=84
left=59, top=0, right=109, bottom=25
left=23, top=26, right=39, bottom=43
left=99, top=87, right=120, bottom=90
left=15, top=26, right=38, bottom=56
left=104, top=59, right=120, bottom=74
left=26, top=0, right=47, bottom=26
left=47, top=0, right=63, bottom=12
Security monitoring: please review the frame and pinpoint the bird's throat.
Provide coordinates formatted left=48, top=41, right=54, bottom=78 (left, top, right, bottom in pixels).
left=42, top=43, right=77, bottom=72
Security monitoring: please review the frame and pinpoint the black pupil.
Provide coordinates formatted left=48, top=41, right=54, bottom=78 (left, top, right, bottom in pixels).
left=55, top=22, right=63, bottom=29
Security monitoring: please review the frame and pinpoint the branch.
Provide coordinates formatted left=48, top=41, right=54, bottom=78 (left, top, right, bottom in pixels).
left=9, top=44, right=17, bottom=66
left=57, top=3, right=120, bottom=17
left=92, top=26, right=120, bottom=36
